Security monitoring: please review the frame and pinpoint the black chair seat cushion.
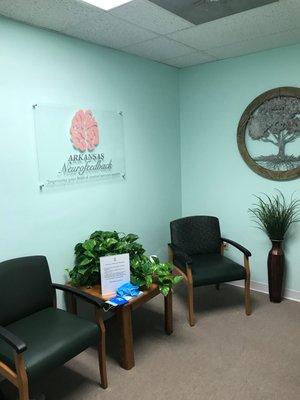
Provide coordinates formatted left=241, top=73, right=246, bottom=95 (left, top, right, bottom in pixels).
left=191, top=254, right=246, bottom=286
left=0, top=308, right=99, bottom=380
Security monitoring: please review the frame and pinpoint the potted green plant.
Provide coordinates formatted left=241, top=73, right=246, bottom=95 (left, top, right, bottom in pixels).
left=67, top=230, right=181, bottom=296
left=130, top=255, right=182, bottom=296
left=248, top=191, right=300, bottom=302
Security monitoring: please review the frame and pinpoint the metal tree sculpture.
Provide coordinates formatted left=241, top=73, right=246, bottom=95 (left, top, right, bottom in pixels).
left=247, top=97, right=300, bottom=170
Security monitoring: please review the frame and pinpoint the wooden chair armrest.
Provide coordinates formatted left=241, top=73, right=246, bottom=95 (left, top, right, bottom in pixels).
left=0, top=326, right=27, bottom=354
left=221, top=238, right=251, bottom=257
left=52, top=283, right=106, bottom=309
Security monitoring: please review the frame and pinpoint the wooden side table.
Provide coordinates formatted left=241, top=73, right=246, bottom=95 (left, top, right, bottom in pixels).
left=67, top=284, right=173, bottom=370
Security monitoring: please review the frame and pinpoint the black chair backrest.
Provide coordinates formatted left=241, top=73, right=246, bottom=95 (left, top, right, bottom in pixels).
left=170, top=216, right=221, bottom=255
left=0, top=256, right=53, bottom=326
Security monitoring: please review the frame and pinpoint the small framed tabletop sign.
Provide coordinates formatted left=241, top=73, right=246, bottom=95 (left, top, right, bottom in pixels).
left=100, top=253, right=130, bottom=298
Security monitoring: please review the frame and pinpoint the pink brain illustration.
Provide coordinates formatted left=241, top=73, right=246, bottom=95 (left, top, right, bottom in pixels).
left=70, top=109, right=99, bottom=152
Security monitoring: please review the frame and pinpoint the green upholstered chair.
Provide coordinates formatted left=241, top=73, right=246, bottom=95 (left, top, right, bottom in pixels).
left=0, top=256, right=108, bottom=400
left=168, top=216, right=252, bottom=326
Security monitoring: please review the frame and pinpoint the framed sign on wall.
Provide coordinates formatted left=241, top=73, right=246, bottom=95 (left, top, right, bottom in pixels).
left=33, top=103, right=126, bottom=190
left=237, top=87, right=300, bottom=180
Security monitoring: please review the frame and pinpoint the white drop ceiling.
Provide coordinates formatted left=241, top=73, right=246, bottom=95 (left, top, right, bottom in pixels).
left=0, top=0, right=300, bottom=68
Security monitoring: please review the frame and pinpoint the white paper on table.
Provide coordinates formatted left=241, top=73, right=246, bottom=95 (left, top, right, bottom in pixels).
left=100, top=253, right=130, bottom=297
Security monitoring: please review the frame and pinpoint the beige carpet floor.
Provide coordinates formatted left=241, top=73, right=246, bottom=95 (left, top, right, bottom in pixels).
left=1, top=284, right=299, bottom=400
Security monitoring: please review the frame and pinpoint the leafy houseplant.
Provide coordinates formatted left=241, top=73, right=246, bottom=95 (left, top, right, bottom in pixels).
left=131, top=255, right=182, bottom=297
left=248, top=191, right=300, bottom=302
left=67, top=231, right=144, bottom=287
left=67, top=230, right=181, bottom=296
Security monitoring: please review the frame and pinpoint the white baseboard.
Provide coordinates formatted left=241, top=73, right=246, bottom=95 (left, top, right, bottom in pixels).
left=227, top=280, right=300, bottom=302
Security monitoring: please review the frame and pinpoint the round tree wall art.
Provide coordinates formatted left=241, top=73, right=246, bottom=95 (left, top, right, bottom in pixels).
left=237, top=87, right=300, bottom=180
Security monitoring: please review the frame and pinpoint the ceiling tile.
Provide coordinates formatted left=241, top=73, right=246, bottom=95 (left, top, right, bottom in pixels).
left=167, top=0, right=300, bottom=51
left=122, top=36, right=196, bottom=61
left=0, top=0, right=79, bottom=31
left=1, top=0, right=300, bottom=67
left=62, top=7, right=157, bottom=49
left=150, top=0, right=278, bottom=25
left=207, top=28, right=300, bottom=60
left=0, top=0, right=157, bottom=49
left=163, top=51, right=217, bottom=68
left=110, top=0, right=193, bottom=35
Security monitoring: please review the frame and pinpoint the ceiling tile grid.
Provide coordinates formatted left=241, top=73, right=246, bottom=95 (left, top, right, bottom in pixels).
left=0, top=0, right=158, bottom=49
left=207, top=27, right=300, bottom=60
left=164, top=51, right=218, bottom=68
left=63, top=4, right=157, bottom=49
left=167, top=0, right=300, bottom=51
left=122, top=36, right=197, bottom=62
left=0, top=0, right=300, bottom=67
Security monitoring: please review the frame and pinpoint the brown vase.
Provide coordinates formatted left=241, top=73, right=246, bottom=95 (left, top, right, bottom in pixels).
left=267, top=240, right=284, bottom=303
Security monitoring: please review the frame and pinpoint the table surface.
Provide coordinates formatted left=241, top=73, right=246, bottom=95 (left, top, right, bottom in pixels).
left=77, top=283, right=161, bottom=309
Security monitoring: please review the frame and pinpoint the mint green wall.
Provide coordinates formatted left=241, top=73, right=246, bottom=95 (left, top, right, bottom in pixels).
left=179, top=44, right=300, bottom=291
left=0, top=16, right=181, bottom=284
left=1, top=15, right=299, bottom=292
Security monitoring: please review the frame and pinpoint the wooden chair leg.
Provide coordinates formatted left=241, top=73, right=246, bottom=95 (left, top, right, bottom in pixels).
left=186, top=266, right=195, bottom=327
left=244, top=256, right=252, bottom=316
left=169, top=247, right=195, bottom=327
left=95, top=309, right=108, bottom=389
left=14, top=353, right=29, bottom=400
left=245, top=277, right=252, bottom=315
left=187, top=283, right=195, bottom=326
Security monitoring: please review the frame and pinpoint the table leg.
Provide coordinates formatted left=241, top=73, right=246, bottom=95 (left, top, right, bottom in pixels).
left=67, top=293, right=77, bottom=315
left=118, top=306, right=135, bottom=370
left=164, top=290, right=173, bottom=335
left=95, top=309, right=108, bottom=389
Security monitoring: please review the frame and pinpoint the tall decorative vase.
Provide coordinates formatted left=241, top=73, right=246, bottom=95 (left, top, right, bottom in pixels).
left=267, top=240, right=284, bottom=303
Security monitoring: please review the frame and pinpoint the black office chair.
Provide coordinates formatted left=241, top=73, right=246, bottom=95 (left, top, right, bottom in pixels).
left=0, top=256, right=108, bottom=400
left=168, top=216, right=252, bottom=326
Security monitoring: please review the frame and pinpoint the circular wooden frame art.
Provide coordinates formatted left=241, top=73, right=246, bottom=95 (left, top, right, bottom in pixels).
left=237, top=87, right=300, bottom=180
